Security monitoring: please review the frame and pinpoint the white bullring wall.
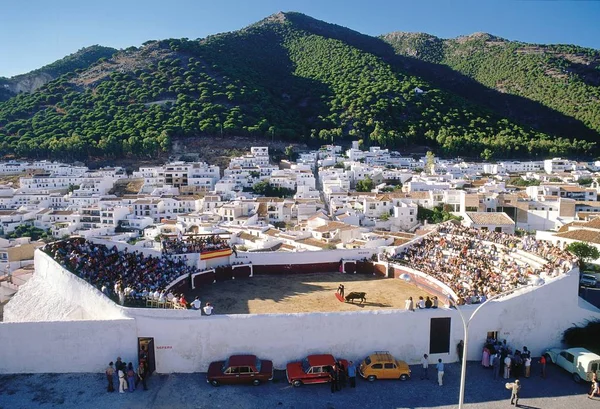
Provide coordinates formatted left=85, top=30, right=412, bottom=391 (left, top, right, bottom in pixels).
left=234, top=248, right=375, bottom=265
left=0, top=319, right=137, bottom=373
left=1, top=250, right=600, bottom=374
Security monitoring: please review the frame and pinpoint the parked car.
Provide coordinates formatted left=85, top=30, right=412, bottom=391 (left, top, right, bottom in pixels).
left=359, top=351, right=411, bottom=382
left=544, top=347, right=600, bottom=383
left=580, top=273, right=598, bottom=288
left=286, top=354, right=349, bottom=387
left=207, top=354, right=273, bottom=386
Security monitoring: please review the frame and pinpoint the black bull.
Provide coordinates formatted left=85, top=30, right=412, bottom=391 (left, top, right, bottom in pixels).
left=345, top=291, right=366, bottom=304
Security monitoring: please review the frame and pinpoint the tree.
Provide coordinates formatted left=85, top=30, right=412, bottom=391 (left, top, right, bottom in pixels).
left=425, top=151, right=435, bottom=175
left=566, top=242, right=600, bottom=268
left=481, top=148, right=493, bottom=161
left=284, top=145, right=296, bottom=161
left=356, top=177, right=374, bottom=192
left=562, top=320, right=600, bottom=354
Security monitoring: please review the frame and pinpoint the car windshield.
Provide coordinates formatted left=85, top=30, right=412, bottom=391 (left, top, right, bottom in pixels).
left=364, top=356, right=372, bottom=365
left=221, top=358, right=229, bottom=373
left=255, top=357, right=262, bottom=372
left=583, top=274, right=595, bottom=280
left=302, top=358, right=310, bottom=373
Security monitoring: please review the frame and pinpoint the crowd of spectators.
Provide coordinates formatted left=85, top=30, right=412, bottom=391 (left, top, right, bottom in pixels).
left=161, top=235, right=230, bottom=255
left=394, top=223, right=576, bottom=305
left=45, top=238, right=200, bottom=307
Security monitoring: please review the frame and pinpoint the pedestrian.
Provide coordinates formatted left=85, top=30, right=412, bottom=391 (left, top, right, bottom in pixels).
left=539, top=355, right=546, bottom=378
left=436, top=359, right=444, bottom=386
left=457, top=340, right=464, bottom=364
left=329, top=365, right=337, bottom=393
left=508, top=379, right=521, bottom=406
left=589, top=372, right=598, bottom=398
left=338, top=361, right=346, bottom=388
left=127, top=362, right=136, bottom=392
left=118, top=364, right=127, bottom=393
left=492, top=352, right=500, bottom=380
left=335, top=364, right=341, bottom=391
left=504, top=355, right=512, bottom=379
left=524, top=355, right=531, bottom=378
left=105, top=362, right=115, bottom=392
left=347, top=361, right=356, bottom=388
left=421, top=354, right=429, bottom=380
left=136, top=362, right=148, bottom=391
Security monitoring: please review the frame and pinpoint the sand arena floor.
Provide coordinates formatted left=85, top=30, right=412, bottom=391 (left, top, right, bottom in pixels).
left=185, top=272, right=434, bottom=314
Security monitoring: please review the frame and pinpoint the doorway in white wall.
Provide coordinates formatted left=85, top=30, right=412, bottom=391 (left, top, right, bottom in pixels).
left=138, top=337, right=156, bottom=374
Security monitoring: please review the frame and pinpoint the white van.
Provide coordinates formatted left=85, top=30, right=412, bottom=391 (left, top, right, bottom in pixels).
left=544, top=347, right=600, bottom=382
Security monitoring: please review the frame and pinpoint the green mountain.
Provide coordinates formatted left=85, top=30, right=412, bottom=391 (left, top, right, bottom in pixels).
left=0, top=12, right=596, bottom=160
left=0, top=45, right=117, bottom=100
left=382, top=31, right=600, bottom=143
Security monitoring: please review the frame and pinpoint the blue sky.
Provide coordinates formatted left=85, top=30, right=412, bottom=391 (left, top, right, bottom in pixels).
left=1, top=0, right=599, bottom=77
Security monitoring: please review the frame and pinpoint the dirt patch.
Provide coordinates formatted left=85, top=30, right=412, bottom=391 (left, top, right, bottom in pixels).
left=108, top=178, right=144, bottom=196
left=189, top=272, right=434, bottom=314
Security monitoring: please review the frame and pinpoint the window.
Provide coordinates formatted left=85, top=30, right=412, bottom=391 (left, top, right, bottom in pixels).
left=239, top=367, right=251, bottom=374
left=384, top=363, right=396, bottom=369
left=371, top=364, right=383, bottom=370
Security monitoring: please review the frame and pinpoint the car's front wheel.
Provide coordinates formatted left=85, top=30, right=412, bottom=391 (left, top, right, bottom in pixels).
left=400, top=374, right=409, bottom=381
left=573, top=373, right=582, bottom=383
left=252, top=379, right=261, bottom=386
left=210, top=379, right=220, bottom=387
left=367, top=375, right=377, bottom=382
left=292, top=380, right=302, bottom=387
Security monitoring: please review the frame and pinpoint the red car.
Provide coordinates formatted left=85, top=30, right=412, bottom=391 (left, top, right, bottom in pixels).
left=207, top=354, right=273, bottom=386
left=286, top=354, right=349, bottom=387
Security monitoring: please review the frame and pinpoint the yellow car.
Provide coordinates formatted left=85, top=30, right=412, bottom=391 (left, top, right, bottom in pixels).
left=359, top=351, right=411, bottom=382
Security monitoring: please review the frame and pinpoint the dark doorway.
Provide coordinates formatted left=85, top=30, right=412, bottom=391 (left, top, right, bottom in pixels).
left=138, top=337, right=156, bottom=374
left=429, top=317, right=451, bottom=354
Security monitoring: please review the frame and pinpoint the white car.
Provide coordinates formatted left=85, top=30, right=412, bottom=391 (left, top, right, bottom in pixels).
left=544, top=347, right=600, bottom=382
left=580, top=273, right=598, bottom=288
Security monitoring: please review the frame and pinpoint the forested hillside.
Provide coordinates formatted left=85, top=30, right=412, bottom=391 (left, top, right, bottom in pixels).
left=0, top=12, right=595, bottom=161
left=383, top=32, right=600, bottom=141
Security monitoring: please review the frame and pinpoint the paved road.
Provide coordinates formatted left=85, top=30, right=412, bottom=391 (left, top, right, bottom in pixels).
left=0, top=362, right=597, bottom=409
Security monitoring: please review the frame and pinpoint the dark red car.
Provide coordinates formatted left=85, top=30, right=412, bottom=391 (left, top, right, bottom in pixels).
left=286, top=354, right=349, bottom=387
left=207, top=354, right=273, bottom=386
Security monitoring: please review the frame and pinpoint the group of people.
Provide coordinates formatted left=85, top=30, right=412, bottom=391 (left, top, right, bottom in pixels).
left=394, top=223, right=576, bottom=305
left=419, top=354, right=446, bottom=386
left=479, top=338, right=534, bottom=380
left=328, top=361, right=356, bottom=392
left=105, top=356, right=148, bottom=394
left=404, top=295, right=439, bottom=311
left=44, top=239, right=201, bottom=308
left=161, top=235, right=229, bottom=255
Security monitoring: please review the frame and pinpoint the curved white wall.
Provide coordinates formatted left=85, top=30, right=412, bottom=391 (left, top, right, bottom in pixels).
left=1, top=249, right=599, bottom=374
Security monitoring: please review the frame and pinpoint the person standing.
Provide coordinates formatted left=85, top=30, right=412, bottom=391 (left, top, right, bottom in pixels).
left=524, top=355, right=531, bottom=378
left=539, top=355, right=546, bottom=379
left=347, top=361, right=356, bottom=388
left=457, top=340, right=464, bottom=364
left=421, top=354, right=429, bottom=380
left=338, top=361, right=346, bottom=389
left=105, top=362, right=115, bottom=392
left=136, top=362, right=148, bottom=391
left=436, top=359, right=444, bottom=386
left=509, top=379, right=521, bottom=406
left=329, top=365, right=337, bottom=393
left=118, top=365, right=127, bottom=393
left=493, top=352, right=500, bottom=380
left=127, top=362, right=136, bottom=392
left=504, top=355, right=512, bottom=379
left=589, top=372, right=599, bottom=398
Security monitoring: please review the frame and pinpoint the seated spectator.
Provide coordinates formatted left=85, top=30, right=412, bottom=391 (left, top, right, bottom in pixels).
left=203, top=302, right=213, bottom=316
left=191, top=296, right=202, bottom=310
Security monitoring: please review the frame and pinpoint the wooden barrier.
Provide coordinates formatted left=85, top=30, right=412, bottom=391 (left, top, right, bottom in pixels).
left=191, top=270, right=216, bottom=290
left=253, top=262, right=340, bottom=275
left=232, top=265, right=252, bottom=279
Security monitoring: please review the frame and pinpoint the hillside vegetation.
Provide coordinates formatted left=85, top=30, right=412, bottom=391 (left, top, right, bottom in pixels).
left=0, top=12, right=596, bottom=161
left=383, top=32, right=600, bottom=140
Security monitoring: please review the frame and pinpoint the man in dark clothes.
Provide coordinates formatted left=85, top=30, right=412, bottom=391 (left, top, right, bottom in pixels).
left=105, top=362, right=115, bottom=392
left=338, top=361, right=347, bottom=388
left=457, top=340, right=464, bottom=364
left=329, top=365, right=337, bottom=393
